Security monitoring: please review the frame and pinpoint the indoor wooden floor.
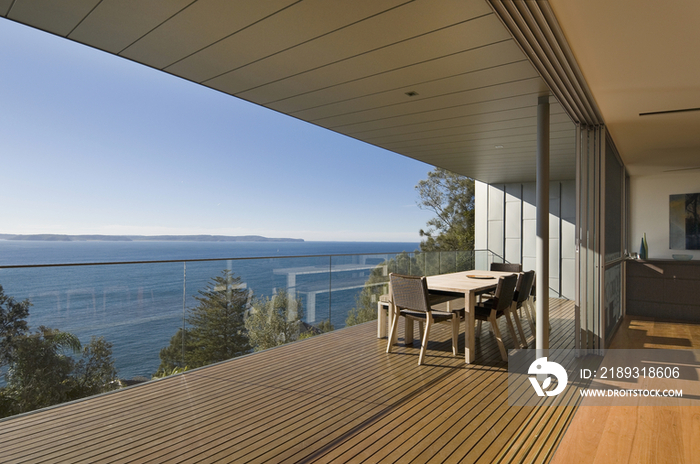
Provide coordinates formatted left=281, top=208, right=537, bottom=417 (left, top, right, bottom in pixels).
left=0, top=299, right=576, bottom=464
left=550, top=316, right=700, bottom=464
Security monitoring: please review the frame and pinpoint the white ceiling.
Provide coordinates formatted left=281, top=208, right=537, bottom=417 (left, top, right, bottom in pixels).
left=549, top=0, right=700, bottom=177
left=2, top=0, right=577, bottom=183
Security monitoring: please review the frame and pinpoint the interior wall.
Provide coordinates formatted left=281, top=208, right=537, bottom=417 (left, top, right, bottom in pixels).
left=629, top=171, right=700, bottom=260
left=474, top=180, right=576, bottom=299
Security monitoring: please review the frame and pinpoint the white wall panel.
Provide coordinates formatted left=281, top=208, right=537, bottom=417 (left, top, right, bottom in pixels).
left=475, top=181, right=489, bottom=251
left=505, top=184, right=522, bottom=264
left=475, top=179, right=576, bottom=299
left=488, top=185, right=505, bottom=220
left=488, top=221, right=504, bottom=257
left=522, top=219, right=537, bottom=259
left=487, top=184, right=505, bottom=257
left=523, top=256, right=537, bottom=273
left=505, top=239, right=522, bottom=264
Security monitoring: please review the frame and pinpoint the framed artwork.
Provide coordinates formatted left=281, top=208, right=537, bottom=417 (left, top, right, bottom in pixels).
left=670, top=193, right=700, bottom=250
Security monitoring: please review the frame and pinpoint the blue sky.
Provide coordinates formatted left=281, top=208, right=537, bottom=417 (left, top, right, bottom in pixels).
left=1, top=18, right=435, bottom=242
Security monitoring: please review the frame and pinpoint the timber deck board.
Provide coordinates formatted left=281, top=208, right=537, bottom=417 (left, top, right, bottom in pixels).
left=0, top=298, right=576, bottom=464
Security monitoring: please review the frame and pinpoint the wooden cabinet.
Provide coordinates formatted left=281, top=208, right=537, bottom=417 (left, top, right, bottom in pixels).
left=626, top=259, right=700, bottom=322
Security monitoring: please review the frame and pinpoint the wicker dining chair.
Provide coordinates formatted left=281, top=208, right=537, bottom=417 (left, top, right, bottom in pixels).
left=386, top=273, right=462, bottom=366
left=479, top=262, right=523, bottom=304
left=490, top=262, right=522, bottom=273
left=474, top=273, right=519, bottom=361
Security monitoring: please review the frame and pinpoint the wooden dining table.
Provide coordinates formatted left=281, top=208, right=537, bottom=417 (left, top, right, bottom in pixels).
left=425, top=270, right=517, bottom=364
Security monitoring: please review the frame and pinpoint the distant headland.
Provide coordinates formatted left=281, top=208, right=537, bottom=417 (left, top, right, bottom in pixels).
left=0, top=234, right=304, bottom=242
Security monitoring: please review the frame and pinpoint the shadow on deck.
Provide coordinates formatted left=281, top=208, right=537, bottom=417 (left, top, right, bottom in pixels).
left=0, top=298, right=575, bottom=463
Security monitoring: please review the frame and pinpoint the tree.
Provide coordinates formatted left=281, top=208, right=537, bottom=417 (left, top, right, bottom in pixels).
left=0, top=287, right=120, bottom=419
left=245, top=290, right=305, bottom=351
left=0, top=284, right=31, bottom=369
left=69, top=336, right=120, bottom=399
left=2, top=326, right=80, bottom=415
left=314, top=319, right=335, bottom=333
left=157, top=270, right=251, bottom=375
left=157, top=328, right=190, bottom=374
left=416, top=168, right=475, bottom=252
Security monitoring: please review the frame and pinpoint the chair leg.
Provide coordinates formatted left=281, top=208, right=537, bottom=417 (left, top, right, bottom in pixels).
left=489, top=313, right=508, bottom=362
left=378, top=301, right=387, bottom=338
left=386, top=309, right=400, bottom=354
left=418, top=316, right=432, bottom=366
left=526, top=298, right=536, bottom=326
left=390, top=303, right=399, bottom=346
left=476, top=320, right=483, bottom=337
left=504, top=310, right=519, bottom=352
left=522, top=302, right=535, bottom=336
left=510, top=304, right=528, bottom=349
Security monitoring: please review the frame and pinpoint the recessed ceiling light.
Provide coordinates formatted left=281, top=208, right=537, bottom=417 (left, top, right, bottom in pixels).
left=494, top=145, right=504, bottom=149
left=405, top=91, right=418, bottom=97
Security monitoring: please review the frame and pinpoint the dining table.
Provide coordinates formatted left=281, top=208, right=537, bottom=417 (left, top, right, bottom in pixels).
left=425, top=269, right=518, bottom=364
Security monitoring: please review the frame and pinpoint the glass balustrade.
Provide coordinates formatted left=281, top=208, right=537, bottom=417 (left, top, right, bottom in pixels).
left=0, top=249, right=501, bottom=418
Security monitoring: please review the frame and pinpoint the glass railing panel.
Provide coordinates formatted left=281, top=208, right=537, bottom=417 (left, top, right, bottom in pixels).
left=418, top=251, right=440, bottom=276
left=0, top=261, right=185, bottom=420
left=457, top=250, right=476, bottom=271
left=181, top=255, right=332, bottom=362
left=337, top=253, right=395, bottom=329
left=2, top=249, right=484, bottom=419
left=437, top=251, right=457, bottom=274
left=269, top=254, right=334, bottom=331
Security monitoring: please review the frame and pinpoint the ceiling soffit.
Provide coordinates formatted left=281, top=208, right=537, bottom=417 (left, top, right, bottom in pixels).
left=548, top=0, right=700, bottom=176
left=3, top=0, right=576, bottom=183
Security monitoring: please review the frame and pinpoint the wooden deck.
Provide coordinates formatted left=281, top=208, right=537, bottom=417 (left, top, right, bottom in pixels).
left=0, top=298, right=576, bottom=464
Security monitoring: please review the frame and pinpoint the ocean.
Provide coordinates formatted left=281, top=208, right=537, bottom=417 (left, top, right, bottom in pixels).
left=0, top=240, right=420, bottom=379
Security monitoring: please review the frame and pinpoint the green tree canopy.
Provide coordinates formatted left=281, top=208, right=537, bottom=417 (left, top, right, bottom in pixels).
left=70, top=336, right=119, bottom=399
left=157, top=328, right=190, bottom=373
left=3, top=326, right=80, bottom=415
left=416, top=168, right=475, bottom=252
left=157, top=270, right=251, bottom=375
left=0, top=284, right=31, bottom=369
left=1, top=329, right=119, bottom=418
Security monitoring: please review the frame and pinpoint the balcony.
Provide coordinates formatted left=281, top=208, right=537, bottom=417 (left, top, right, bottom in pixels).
left=0, top=297, right=576, bottom=463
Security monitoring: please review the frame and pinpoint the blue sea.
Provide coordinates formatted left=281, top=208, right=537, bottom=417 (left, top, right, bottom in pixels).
left=0, top=240, right=419, bottom=380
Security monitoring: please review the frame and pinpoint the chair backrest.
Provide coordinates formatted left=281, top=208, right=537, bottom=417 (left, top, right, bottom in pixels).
left=389, top=273, right=430, bottom=313
left=514, top=270, right=535, bottom=305
left=490, top=274, right=519, bottom=312
left=490, top=262, right=522, bottom=273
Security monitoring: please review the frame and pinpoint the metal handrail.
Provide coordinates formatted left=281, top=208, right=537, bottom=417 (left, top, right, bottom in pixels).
left=0, top=249, right=489, bottom=270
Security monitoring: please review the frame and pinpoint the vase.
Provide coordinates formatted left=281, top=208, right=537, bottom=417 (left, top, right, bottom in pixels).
left=640, top=234, right=648, bottom=259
